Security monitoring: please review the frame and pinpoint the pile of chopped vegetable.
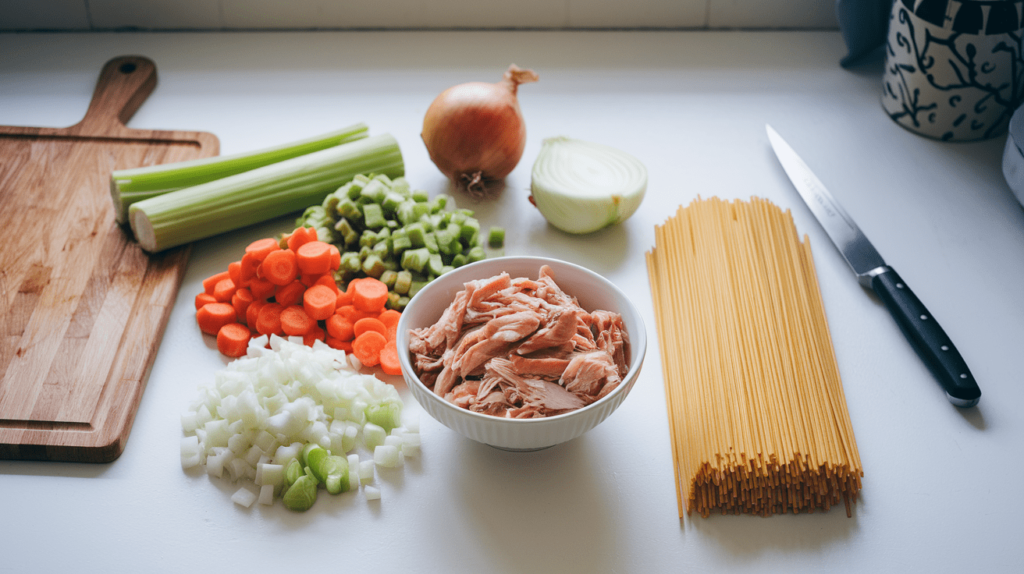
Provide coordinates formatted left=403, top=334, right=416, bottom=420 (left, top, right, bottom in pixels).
left=180, top=335, right=420, bottom=511
left=194, top=227, right=402, bottom=372
left=293, top=173, right=503, bottom=310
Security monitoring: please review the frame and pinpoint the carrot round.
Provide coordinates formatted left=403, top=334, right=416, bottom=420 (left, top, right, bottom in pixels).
left=335, top=304, right=376, bottom=323
left=249, top=277, right=276, bottom=300
left=275, top=280, right=305, bottom=308
left=377, top=309, right=401, bottom=329
left=195, top=292, right=217, bottom=310
left=303, top=284, right=336, bottom=321
left=280, top=305, right=315, bottom=336
left=326, top=315, right=354, bottom=342
left=336, top=285, right=353, bottom=307
left=246, top=299, right=267, bottom=329
left=286, top=226, right=317, bottom=252
left=379, top=340, right=402, bottom=376
left=245, top=237, right=280, bottom=261
left=352, top=331, right=387, bottom=367
left=197, top=302, right=237, bottom=336
left=314, top=274, right=339, bottom=295
left=203, top=271, right=231, bottom=295
left=326, top=337, right=353, bottom=353
left=261, top=249, right=298, bottom=286
left=240, top=252, right=262, bottom=285
left=213, top=278, right=237, bottom=303
left=231, top=288, right=254, bottom=323
left=328, top=244, right=341, bottom=271
left=303, top=325, right=325, bottom=347
left=296, top=241, right=333, bottom=276
left=300, top=272, right=326, bottom=288
left=354, top=317, right=387, bottom=339
left=255, top=302, right=285, bottom=336
left=217, top=323, right=251, bottom=358
left=352, top=278, right=389, bottom=313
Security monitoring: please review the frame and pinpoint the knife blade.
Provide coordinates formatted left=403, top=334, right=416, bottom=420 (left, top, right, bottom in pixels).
left=766, top=124, right=981, bottom=408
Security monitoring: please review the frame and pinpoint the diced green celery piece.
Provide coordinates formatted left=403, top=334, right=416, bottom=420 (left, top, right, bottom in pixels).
left=412, top=202, right=431, bottom=222
left=468, top=228, right=480, bottom=247
left=440, top=265, right=454, bottom=275
left=394, top=270, right=413, bottom=294
left=412, top=189, right=429, bottom=203
left=406, top=223, right=426, bottom=248
left=359, top=229, right=378, bottom=248
left=373, top=173, right=393, bottom=186
left=372, top=240, right=390, bottom=259
left=401, top=248, right=430, bottom=273
left=358, top=245, right=371, bottom=260
left=346, top=180, right=364, bottom=200
left=436, top=228, right=459, bottom=255
left=323, top=193, right=341, bottom=213
left=430, top=194, right=449, bottom=213
left=467, top=246, right=486, bottom=263
left=488, top=226, right=505, bottom=248
left=391, top=234, right=412, bottom=254
left=365, top=402, right=402, bottom=434
left=423, top=231, right=439, bottom=254
left=387, top=219, right=398, bottom=229
left=451, top=253, right=468, bottom=268
left=408, top=280, right=429, bottom=298
left=381, top=257, right=399, bottom=272
left=451, top=211, right=467, bottom=226
left=427, top=253, right=444, bottom=276
left=363, top=203, right=386, bottom=229
left=376, top=227, right=391, bottom=240
left=338, top=198, right=361, bottom=220
left=360, top=179, right=387, bottom=203
left=335, top=218, right=359, bottom=246
left=386, top=291, right=401, bottom=310
left=391, top=177, right=411, bottom=197
left=382, top=191, right=404, bottom=214
left=283, top=475, right=318, bottom=511
left=362, top=255, right=385, bottom=278
left=398, top=295, right=411, bottom=308
left=460, top=218, right=480, bottom=244
left=342, top=252, right=362, bottom=273
left=354, top=173, right=371, bottom=184
left=396, top=201, right=417, bottom=225
left=379, top=269, right=399, bottom=288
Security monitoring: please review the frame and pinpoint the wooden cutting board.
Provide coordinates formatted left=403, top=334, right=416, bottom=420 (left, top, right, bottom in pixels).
left=0, top=56, right=219, bottom=463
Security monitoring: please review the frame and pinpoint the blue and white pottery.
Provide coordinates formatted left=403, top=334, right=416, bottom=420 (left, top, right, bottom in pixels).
left=882, top=0, right=1024, bottom=141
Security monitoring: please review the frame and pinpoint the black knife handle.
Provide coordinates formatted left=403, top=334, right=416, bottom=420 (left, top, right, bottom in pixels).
left=870, top=266, right=981, bottom=407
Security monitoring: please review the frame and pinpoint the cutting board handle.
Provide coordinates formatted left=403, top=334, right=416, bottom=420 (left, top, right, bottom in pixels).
left=75, top=55, right=158, bottom=136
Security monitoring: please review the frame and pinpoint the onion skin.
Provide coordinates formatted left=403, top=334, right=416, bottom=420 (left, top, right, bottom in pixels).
left=421, top=65, right=538, bottom=195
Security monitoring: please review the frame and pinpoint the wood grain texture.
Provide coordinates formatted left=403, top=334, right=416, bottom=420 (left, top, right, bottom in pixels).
left=0, top=56, right=219, bottom=462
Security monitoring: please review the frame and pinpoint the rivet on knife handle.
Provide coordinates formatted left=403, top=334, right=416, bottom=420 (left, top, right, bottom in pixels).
left=870, top=267, right=981, bottom=407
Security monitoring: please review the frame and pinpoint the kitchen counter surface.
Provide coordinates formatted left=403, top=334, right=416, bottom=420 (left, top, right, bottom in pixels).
left=1, top=31, right=1022, bottom=573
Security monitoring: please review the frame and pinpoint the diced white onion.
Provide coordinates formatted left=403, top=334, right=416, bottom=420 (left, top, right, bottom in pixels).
left=374, top=445, right=400, bottom=468
left=258, top=485, right=275, bottom=506
left=364, top=485, right=381, bottom=501
left=231, top=487, right=258, bottom=508
left=359, top=460, right=375, bottom=483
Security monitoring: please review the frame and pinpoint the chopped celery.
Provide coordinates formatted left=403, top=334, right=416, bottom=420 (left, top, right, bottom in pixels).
left=129, top=134, right=404, bottom=253
left=111, top=123, right=369, bottom=224
left=282, top=475, right=318, bottom=511
left=488, top=226, right=505, bottom=248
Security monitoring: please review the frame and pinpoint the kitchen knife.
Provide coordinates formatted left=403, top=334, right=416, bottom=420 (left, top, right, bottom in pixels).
left=766, top=124, right=981, bottom=408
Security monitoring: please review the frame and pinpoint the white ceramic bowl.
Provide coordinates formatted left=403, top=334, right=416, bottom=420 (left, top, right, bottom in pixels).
left=396, top=256, right=646, bottom=451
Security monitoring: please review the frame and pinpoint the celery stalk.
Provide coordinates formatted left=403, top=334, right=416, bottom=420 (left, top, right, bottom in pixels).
left=129, top=134, right=403, bottom=253
left=111, top=123, right=369, bottom=223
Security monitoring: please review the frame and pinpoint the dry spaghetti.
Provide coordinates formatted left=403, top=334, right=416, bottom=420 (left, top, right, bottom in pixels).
left=646, top=197, right=863, bottom=518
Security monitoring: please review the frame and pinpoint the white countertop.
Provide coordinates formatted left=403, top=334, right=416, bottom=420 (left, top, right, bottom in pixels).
left=1, top=31, right=1022, bottom=573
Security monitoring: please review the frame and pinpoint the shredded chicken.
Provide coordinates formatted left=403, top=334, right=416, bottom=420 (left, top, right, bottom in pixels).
left=409, top=266, right=630, bottom=418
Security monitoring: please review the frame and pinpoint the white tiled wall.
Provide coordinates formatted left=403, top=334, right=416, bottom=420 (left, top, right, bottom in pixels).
left=0, top=0, right=838, bottom=31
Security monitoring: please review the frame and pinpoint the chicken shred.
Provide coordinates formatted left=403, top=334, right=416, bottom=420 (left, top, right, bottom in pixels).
left=409, top=266, right=630, bottom=418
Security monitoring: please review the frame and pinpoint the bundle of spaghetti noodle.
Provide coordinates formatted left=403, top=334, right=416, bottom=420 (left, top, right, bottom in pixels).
left=646, top=197, right=863, bottom=518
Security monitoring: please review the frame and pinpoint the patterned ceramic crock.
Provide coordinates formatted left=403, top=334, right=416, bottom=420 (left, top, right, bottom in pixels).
left=882, top=0, right=1024, bottom=141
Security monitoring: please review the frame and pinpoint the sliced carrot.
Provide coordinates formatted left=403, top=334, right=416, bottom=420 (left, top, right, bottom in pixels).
left=228, top=261, right=242, bottom=287
left=256, top=302, right=285, bottom=336
left=261, top=249, right=298, bottom=286
left=386, top=323, right=398, bottom=342
left=296, top=240, right=333, bottom=276
left=203, top=271, right=231, bottom=295
left=300, top=272, right=326, bottom=288
left=303, top=284, right=336, bottom=321
left=280, top=305, right=315, bottom=336
left=249, top=277, right=276, bottom=300
left=335, top=304, right=376, bottom=323
left=352, top=331, right=387, bottom=367
left=245, top=237, right=280, bottom=261
left=217, top=323, right=251, bottom=358
left=286, top=226, right=317, bottom=252
left=352, top=277, right=389, bottom=313
left=336, top=285, right=353, bottom=307
left=325, top=315, right=355, bottom=342
left=377, top=309, right=401, bottom=329
left=379, top=340, right=402, bottom=376
left=231, top=288, right=254, bottom=324
left=246, top=299, right=267, bottom=329
left=328, top=244, right=341, bottom=271
left=325, top=337, right=353, bottom=353
left=314, top=274, right=339, bottom=295
left=303, top=325, right=325, bottom=347
left=197, top=302, right=237, bottom=336
left=240, top=252, right=262, bottom=285
left=354, top=317, right=387, bottom=339
left=275, top=280, right=305, bottom=308
left=195, top=292, right=217, bottom=310
left=213, top=278, right=237, bottom=303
